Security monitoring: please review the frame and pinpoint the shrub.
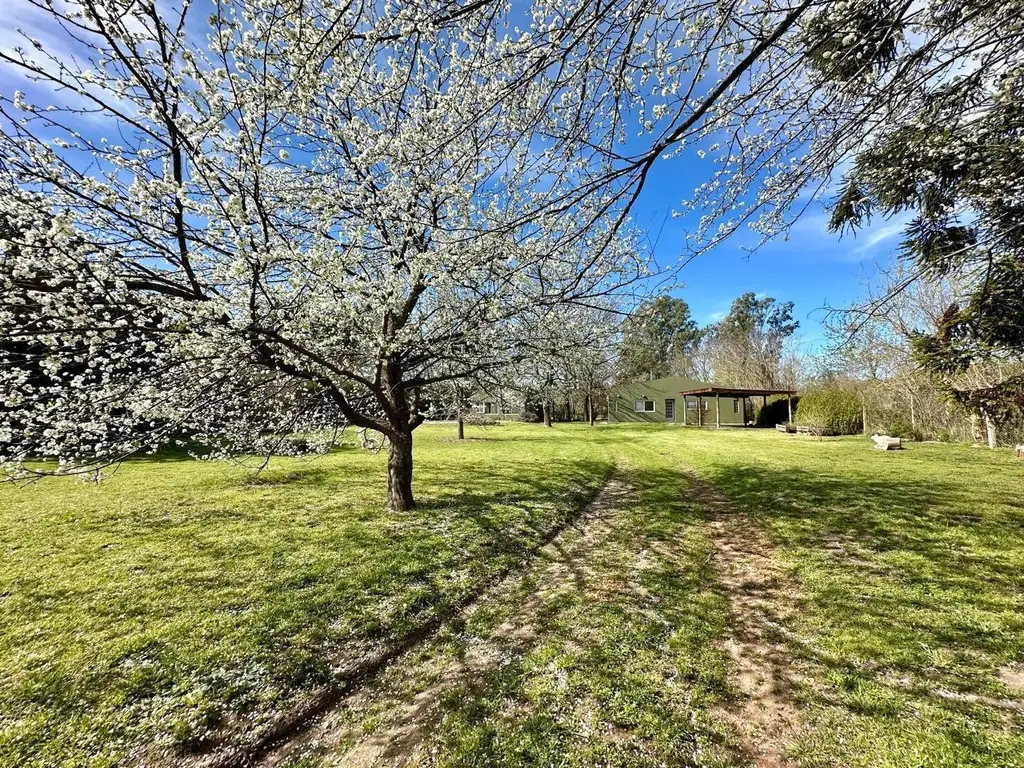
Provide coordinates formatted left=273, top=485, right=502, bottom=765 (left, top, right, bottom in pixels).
left=794, top=388, right=863, bottom=435
left=881, top=417, right=923, bottom=442
left=463, top=413, right=505, bottom=426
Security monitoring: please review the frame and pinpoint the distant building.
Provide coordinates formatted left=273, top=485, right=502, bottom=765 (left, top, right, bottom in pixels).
left=608, top=376, right=744, bottom=425
left=467, top=388, right=524, bottom=420
left=607, top=376, right=772, bottom=426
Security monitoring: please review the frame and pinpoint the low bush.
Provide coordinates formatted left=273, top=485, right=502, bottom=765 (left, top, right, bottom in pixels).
left=795, top=388, right=863, bottom=435
left=463, top=413, right=506, bottom=426
left=881, top=417, right=923, bottom=442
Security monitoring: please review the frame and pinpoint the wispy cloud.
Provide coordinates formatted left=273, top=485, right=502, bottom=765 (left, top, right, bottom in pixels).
left=851, top=221, right=906, bottom=255
left=769, top=205, right=911, bottom=263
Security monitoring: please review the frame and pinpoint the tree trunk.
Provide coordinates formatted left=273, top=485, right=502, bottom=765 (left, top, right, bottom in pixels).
left=984, top=411, right=998, bottom=449
left=455, top=384, right=465, bottom=440
left=542, top=400, right=552, bottom=427
left=587, top=393, right=595, bottom=426
left=387, top=429, right=415, bottom=511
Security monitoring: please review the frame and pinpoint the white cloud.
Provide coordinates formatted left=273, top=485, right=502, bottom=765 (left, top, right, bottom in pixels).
left=854, top=221, right=906, bottom=252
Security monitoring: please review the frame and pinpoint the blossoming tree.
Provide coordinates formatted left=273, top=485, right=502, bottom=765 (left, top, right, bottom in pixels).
left=7, top=0, right=970, bottom=506
left=0, top=0, right=665, bottom=509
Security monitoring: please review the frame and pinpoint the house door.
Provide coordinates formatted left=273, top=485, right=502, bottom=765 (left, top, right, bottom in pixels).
left=665, top=398, right=675, bottom=421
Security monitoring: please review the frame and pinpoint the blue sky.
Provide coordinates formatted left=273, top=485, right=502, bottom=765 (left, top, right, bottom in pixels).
left=631, top=152, right=906, bottom=354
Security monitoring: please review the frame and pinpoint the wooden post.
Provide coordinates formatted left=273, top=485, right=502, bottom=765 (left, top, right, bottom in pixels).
left=697, top=396, right=703, bottom=427
left=715, top=394, right=721, bottom=429
left=787, top=394, right=793, bottom=423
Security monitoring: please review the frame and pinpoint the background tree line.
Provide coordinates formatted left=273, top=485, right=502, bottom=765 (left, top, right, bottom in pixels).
left=496, top=291, right=801, bottom=427
left=617, top=293, right=800, bottom=390
left=818, top=265, right=1024, bottom=447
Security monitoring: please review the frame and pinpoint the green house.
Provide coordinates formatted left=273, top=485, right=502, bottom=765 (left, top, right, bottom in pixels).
left=607, top=376, right=793, bottom=426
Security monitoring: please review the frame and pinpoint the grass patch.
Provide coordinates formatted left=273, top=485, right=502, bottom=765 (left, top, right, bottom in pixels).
left=423, top=440, right=738, bottom=768
left=674, top=430, right=1024, bottom=768
left=0, top=425, right=611, bottom=767
left=2, top=424, right=1022, bottom=767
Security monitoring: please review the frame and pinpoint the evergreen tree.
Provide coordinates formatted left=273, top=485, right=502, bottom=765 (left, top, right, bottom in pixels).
left=617, top=297, right=701, bottom=382
left=811, top=1, right=1024, bottom=437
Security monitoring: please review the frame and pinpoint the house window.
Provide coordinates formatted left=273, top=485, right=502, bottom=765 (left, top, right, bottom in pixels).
left=634, top=399, right=655, bottom=413
left=665, top=399, right=675, bottom=419
left=733, top=399, right=739, bottom=414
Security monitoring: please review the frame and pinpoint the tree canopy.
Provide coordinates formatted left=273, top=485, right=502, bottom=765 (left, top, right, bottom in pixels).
left=812, top=0, right=1024, bottom=426
left=706, top=292, right=799, bottom=388
left=616, top=296, right=701, bottom=382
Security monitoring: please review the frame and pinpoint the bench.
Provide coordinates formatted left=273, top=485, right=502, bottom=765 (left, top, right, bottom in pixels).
left=871, top=434, right=903, bottom=451
left=795, top=425, right=834, bottom=436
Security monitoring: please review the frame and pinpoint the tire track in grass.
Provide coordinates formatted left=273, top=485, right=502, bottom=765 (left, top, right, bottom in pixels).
left=687, top=471, right=806, bottom=768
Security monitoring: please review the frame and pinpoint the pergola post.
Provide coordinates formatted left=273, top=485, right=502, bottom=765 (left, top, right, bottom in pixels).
left=697, top=396, right=702, bottom=427
left=715, top=394, right=721, bottom=429
left=787, top=393, right=793, bottom=423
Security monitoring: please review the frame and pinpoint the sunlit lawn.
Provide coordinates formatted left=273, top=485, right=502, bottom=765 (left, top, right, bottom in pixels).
left=1, top=424, right=1022, bottom=767
left=0, top=425, right=613, bottom=767
left=680, top=430, right=1024, bottom=768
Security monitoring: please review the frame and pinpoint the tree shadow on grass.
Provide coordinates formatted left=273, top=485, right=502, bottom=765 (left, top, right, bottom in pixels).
left=700, top=460, right=1024, bottom=704
left=171, top=459, right=617, bottom=764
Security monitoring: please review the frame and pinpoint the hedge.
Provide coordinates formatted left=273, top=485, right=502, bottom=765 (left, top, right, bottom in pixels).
left=794, top=388, right=863, bottom=435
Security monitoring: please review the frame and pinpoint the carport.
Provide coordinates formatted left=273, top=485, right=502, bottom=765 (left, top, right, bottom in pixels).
left=678, top=386, right=796, bottom=428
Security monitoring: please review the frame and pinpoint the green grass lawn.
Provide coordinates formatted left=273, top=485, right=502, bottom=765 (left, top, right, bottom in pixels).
left=1, top=424, right=1022, bottom=767
left=680, top=430, right=1024, bottom=768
